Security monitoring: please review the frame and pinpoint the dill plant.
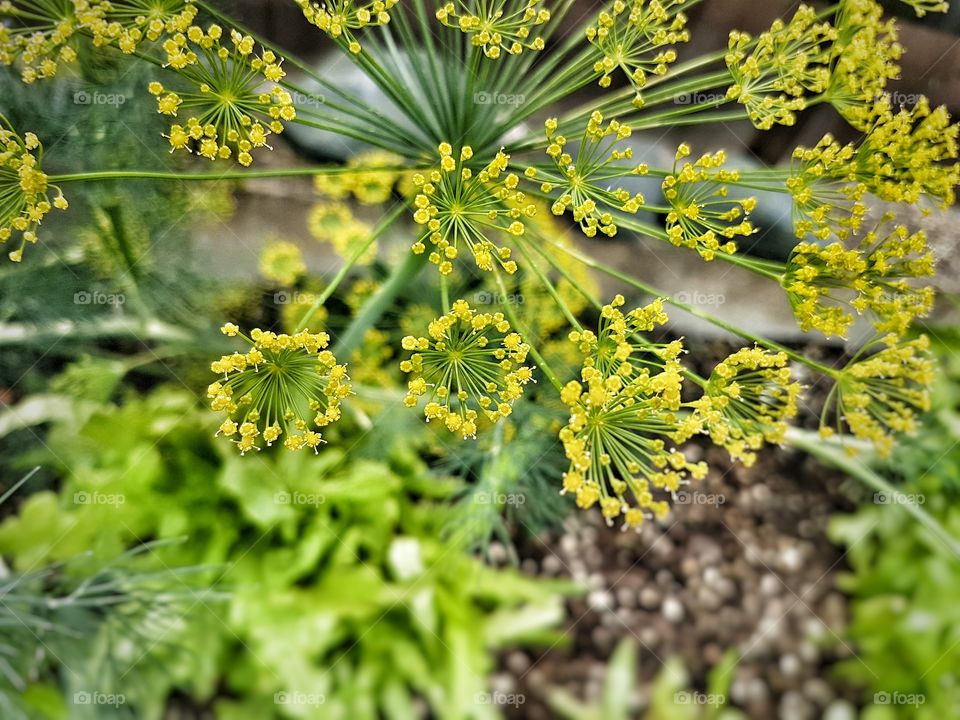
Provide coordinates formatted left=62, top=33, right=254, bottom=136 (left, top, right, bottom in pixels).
left=1, top=0, right=956, bottom=531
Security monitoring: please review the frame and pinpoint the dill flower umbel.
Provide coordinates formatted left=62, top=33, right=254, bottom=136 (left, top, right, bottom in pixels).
left=821, top=335, right=934, bottom=457
left=308, top=201, right=376, bottom=264
left=294, top=0, right=396, bottom=54
left=559, top=367, right=705, bottom=531
left=436, top=0, right=550, bottom=59
left=0, top=122, right=67, bottom=262
left=585, top=0, right=689, bottom=107
left=259, top=240, right=307, bottom=286
left=80, top=0, right=198, bottom=54
left=528, top=113, right=646, bottom=238
left=662, top=144, right=755, bottom=260
left=313, top=150, right=406, bottom=204
left=411, top=144, right=532, bottom=275
left=148, top=25, right=295, bottom=166
left=725, top=4, right=835, bottom=130
left=691, top=347, right=800, bottom=466
left=783, top=220, right=935, bottom=339
left=0, top=0, right=90, bottom=82
left=400, top=300, right=534, bottom=439
left=208, top=325, right=351, bottom=453
left=786, top=134, right=865, bottom=241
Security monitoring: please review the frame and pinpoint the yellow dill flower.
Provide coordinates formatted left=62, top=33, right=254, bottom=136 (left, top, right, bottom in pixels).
left=826, top=0, right=901, bottom=117
left=851, top=96, right=960, bottom=207
left=348, top=328, right=395, bottom=386
left=279, top=291, right=328, bottom=333
left=585, top=0, right=689, bottom=107
left=208, top=325, right=351, bottom=454
left=662, top=144, right=755, bottom=260
left=308, top=201, right=376, bottom=264
left=530, top=113, right=646, bottom=238
left=787, top=134, right=866, bottom=241
left=691, top=347, right=800, bottom=467
left=294, top=0, right=396, bottom=54
left=149, top=25, right=294, bottom=166
left=259, top=239, right=307, bottom=286
left=400, top=300, right=534, bottom=439
left=783, top=219, right=935, bottom=339
left=0, top=0, right=90, bottom=82
left=559, top=366, right=705, bottom=532
left=821, top=335, right=934, bottom=457
left=436, top=0, right=550, bottom=59
left=899, top=0, right=948, bottom=17
left=0, top=122, right=68, bottom=262
left=79, top=0, right=198, bottom=54
left=411, top=144, right=532, bottom=276
left=724, top=4, right=835, bottom=130
left=568, top=295, right=678, bottom=382
left=313, top=151, right=407, bottom=204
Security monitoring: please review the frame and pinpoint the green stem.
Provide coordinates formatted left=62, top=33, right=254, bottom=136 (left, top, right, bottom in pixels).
left=49, top=166, right=417, bottom=184
left=787, top=427, right=960, bottom=560
left=297, top=203, right=407, bottom=331
left=492, top=268, right=564, bottom=392
left=331, top=246, right=427, bottom=358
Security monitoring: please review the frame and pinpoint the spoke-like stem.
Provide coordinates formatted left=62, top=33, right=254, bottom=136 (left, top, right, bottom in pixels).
left=49, top=166, right=417, bottom=183
left=297, top=203, right=408, bottom=331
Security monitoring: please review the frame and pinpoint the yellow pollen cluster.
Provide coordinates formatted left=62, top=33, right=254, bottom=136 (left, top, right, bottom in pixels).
left=436, top=0, right=550, bottom=59
left=411, top=143, right=532, bottom=275
left=0, top=0, right=85, bottom=82
left=149, top=25, right=295, bottom=166
left=308, top=201, right=376, bottom=264
left=0, top=123, right=67, bottom=263
left=208, top=325, right=350, bottom=454
left=259, top=240, right=307, bottom=286
left=690, top=347, right=800, bottom=467
left=560, top=296, right=704, bottom=531
left=821, top=335, right=934, bottom=457
left=314, top=151, right=410, bottom=205
left=533, top=113, right=646, bottom=238
left=585, top=0, right=689, bottom=108
left=725, top=4, right=836, bottom=129
left=783, top=218, right=935, bottom=340
left=400, top=300, right=534, bottom=439
left=662, top=144, right=755, bottom=260
left=80, top=0, right=198, bottom=54
left=295, top=0, right=397, bottom=54
left=787, top=134, right=865, bottom=241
